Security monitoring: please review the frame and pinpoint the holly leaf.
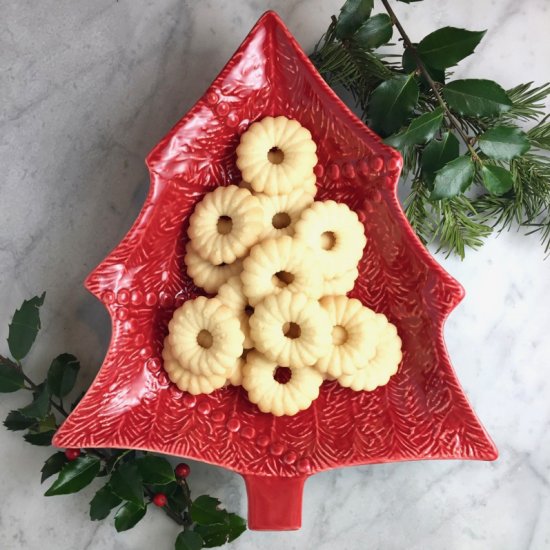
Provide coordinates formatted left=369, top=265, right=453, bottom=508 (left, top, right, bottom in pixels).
left=24, top=429, right=56, bottom=446
left=431, top=155, right=476, bottom=200
left=169, top=485, right=189, bottom=514
left=421, top=132, right=460, bottom=188
left=41, top=452, right=68, bottom=483
left=402, top=47, right=445, bottom=85
left=443, top=79, right=512, bottom=117
left=71, top=391, right=86, bottom=411
left=90, top=484, right=123, bottom=520
left=47, top=353, right=80, bottom=398
left=109, top=462, right=144, bottom=506
left=0, top=360, right=25, bottom=393
left=190, top=495, right=226, bottom=525
left=368, top=74, right=419, bottom=136
left=194, top=524, right=230, bottom=548
left=45, top=455, right=101, bottom=496
left=114, top=501, right=147, bottom=532
left=385, top=107, right=444, bottom=151
left=334, top=0, right=373, bottom=39
left=481, top=164, right=514, bottom=195
left=18, top=384, right=50, bottom=419
left=226, top=513, right=247, bottom=542
left=355, top=13, right=392, bottom=49
left=478, top=126, right=530, bottom=161
left=136, top=455, right=175, bottom=485
left=175, top=531, right=204, bottom=550
left=4, top=410, right=36, bottom=431
left=417, top=27, right=486, bottom=69
left=7, top=293, right=45, bottom=360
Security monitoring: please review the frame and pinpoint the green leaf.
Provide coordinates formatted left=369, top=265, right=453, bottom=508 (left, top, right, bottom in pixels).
left=431, top=155, right=476, bottom=200
left=45, top=455, right=101, bottom=496
left=354, top=13, right=392, bottom=49
left=443, top=79, right=513, bottom=117
left=18, top=384, right=50, bottom=419
left=0, top=360, right=25, bottom=393
left=90, top=484, right=122, bottom=520
left=114, top=501, right=147, bottom=532
left=190, top=495, right=226, bottom=525
left=402, top=47, right=445, bottom=85
left=194, top=524, right=231, bottom=548
left=136, top=455, right=176, bottom=485
left=4, top=410, right=37, bottom=431
left=47, top=353, right=80, bottom=398
left=417, top=27, right=486, bottom=69
left=175, top=531, right=204, bottom=550
left=109, top=462, right=144, bottom=506
left=7, top=293, right=46, bottom=360
left=71, top=391, right=86, bottom=411
left=24, top=429, right=55, bottom=446
left=422, top=132, right=460, bottom=187
left=385, top=107, right=444, bottom=150
left=41, top=452, right=68, bottom=483
left=368, top=74, right=419, bottom=136
left=169, top=485, right=189, bottom=514
left=478, top=126, right=530, bottom=160
left=334, top=0, right=373, bottom=39
left=226, top=513, right=247, bottom=542
left=481, top=164, right=514, bottom=195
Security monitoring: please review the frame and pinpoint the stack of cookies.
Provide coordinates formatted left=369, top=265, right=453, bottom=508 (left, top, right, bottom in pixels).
left=162, top=116, right=402, bottom=417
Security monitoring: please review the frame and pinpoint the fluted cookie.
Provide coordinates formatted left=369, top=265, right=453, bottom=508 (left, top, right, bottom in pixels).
left=217, top=276, right=254, bottom=348
left=236, top=116, right=317, bottom=196
left=323, top=266, right=359, bottom=296
left=242, top=350, right=323, bottom=416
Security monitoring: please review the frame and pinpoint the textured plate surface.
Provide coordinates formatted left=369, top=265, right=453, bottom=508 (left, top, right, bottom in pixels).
left=54, top=11, right=497, bottom=530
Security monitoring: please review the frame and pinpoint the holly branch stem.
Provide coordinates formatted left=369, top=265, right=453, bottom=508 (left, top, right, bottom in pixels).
left=380, top=0, right=480, bottom=162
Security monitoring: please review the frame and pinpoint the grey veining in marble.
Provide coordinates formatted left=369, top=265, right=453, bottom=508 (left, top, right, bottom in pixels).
left=1, top=1, right=549, bottom=549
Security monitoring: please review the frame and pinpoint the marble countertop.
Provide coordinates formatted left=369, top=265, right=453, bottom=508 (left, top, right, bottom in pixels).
left=1, top=1, right=549, bottom=549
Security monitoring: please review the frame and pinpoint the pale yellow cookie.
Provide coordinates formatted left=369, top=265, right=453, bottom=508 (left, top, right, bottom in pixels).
left=241, top=236, right=323, bottom=306
left=315, top=296, right=378, bottom=377
left=242, top=350, right=323, bottom=416
left=184, top=242, right=242, bottom=294
left=337, top=313, right=402, bottom=391
left=249, top=290, right=331, bottom=368
left=187, top=185, right=263, bottom=265
left=236, top=116, right=318, bottom=196
left=300, top=173, right=318, bottom=197
left=227, top=349, right=250, bottom=387
left=238, top=180, right=254, bottom=193
left=167, top=296, right=244, bottom=376
left=162, top=338, right=227, bottom=395
left=217, top=276, right=254, bottom=348
left=294, top=200, right=366, bottom=279
left=257, top=189, right=314, bottom=240
left=323, top=266, right=359, bottom=296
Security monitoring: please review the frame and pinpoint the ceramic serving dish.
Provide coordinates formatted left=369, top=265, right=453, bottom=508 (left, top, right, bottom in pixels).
left=54, top=11, right=497, bottom=530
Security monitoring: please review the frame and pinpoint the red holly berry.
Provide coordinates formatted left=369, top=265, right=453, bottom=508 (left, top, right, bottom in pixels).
left=153, top=493, right=168, bottom=507
left=65, top=448, right=81, bottom=461
left=175, top=463, right=190, bottom=478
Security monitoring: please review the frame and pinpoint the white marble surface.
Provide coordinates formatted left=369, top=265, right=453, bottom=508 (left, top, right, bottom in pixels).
left=1, top=1, right=549, bottom=549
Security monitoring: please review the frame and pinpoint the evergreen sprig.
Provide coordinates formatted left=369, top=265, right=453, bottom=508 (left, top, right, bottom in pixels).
left=311, top=0, right=550, bottom=258
left=1, top=294, right=246, bottom=549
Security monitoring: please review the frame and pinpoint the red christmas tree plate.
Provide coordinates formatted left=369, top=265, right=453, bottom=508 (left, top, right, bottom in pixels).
left=54, top=11, right=497, bottom=530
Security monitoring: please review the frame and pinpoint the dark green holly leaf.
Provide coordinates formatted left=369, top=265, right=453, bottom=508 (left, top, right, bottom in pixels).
left=354, top=13, right=392, bottom=49
left=24, top=429, right=55, bottom=446
left=71, top=391, right=86, bottom=411
left=0, top=360, right=25, bottom=393
left=169, top=485, right=189, bottom=514
left=385, top=107, right=444, bottom=150
left=7, top=293, right=45, bottom=360
left=478, top=126, right=530, bottom=161
left=368, top=74, right=419, bottom=136
left=226, top=513, right=247, bottom=542
left=421, top=132, right=460, bottom=188
left=47, top=354, right=80, bottom=398
left=109, top=462, right=144, bottom=506
left=402, top=47, right=445, bottom=85
left=4, top=410, right=36, bottom=431
left=41, top=452, right=68, bottom=483
left=175, top=530, right=204, bottom=550
left=90, top=484, right=122, bottom=520
left=114, top=501, right=147, bottom=532
left=18, top=384, right=50, bottom=419
left=190, top=495, right=226, bottom=525
left=334, top=0, right=373, bottom=39
left=194, top=523, right=231, bottom=548
left=417, top=27, right=485, bottom=69
left=431, top=155, right=476, bottom=200
left=481, top=164, right=514, bottom=195
left=443, top=79, right=512, bottom=117
left=45, top=455, right=101, bottom=496
left=136, top=455, right=175, bottom=485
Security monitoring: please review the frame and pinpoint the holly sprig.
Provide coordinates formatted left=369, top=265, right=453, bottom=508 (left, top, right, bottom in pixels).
left=0, top=294, right=246, bottom=549
left=311, top=0, right=550, bottom=258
